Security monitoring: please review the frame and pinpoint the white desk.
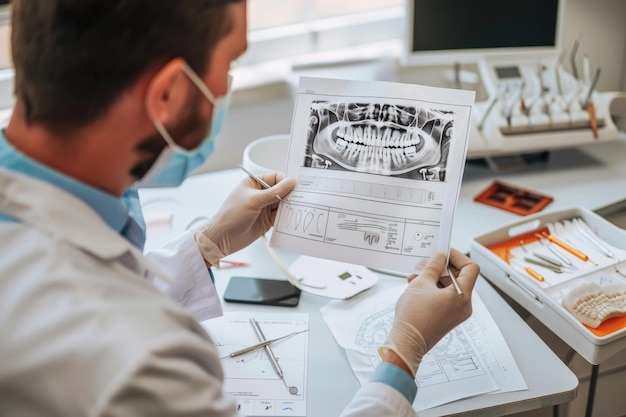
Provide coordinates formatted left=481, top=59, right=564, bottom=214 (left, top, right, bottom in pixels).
left=139, top=141, right=626, bottom=415
left=454, top=138, right=626, bottom=254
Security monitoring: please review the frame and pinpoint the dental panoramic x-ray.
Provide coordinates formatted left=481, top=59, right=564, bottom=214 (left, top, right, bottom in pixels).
left=303, top=101, right=455, bottom=181
left=271, top=77, right=475, bottom=274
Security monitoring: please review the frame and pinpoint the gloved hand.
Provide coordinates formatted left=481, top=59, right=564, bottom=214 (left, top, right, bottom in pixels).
left=194, top=172, right=296, bottom=267
left=378, top=249, right=479, bottom=377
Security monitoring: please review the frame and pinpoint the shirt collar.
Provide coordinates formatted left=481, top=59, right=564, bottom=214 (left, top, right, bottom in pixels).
left=0, top=130, right=129, bottom=232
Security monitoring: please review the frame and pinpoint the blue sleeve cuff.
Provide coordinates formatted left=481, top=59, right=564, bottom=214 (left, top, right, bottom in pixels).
left=369, top=362, right=417, bottom=403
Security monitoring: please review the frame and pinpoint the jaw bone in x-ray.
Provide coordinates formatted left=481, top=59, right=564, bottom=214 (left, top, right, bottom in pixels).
left=304, top=101, right=455, bottom=180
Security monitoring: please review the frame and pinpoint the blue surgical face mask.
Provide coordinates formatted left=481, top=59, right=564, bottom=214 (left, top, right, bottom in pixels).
left=136, top=63, right=231, bottom=187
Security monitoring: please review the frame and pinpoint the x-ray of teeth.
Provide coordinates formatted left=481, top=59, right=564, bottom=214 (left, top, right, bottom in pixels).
left=302, top=101, right=455, bottom=181
left=271, top=76, right=475, bottom=274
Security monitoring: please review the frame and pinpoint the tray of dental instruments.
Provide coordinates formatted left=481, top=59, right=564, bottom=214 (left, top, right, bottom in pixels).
left=470, top=207, right=626, bottom=364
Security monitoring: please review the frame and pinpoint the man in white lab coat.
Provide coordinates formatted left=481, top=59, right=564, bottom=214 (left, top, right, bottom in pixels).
left=0, top=1, right=479, bottom=416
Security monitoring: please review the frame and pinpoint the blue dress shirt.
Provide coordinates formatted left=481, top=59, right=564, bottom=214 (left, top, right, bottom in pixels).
left=0, top=129, right=415, bottom=403
left=0, top=130, right=145, bottom=247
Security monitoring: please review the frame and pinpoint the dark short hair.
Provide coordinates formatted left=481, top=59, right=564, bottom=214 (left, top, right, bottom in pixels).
left=11, top=0, right=243, bottom=129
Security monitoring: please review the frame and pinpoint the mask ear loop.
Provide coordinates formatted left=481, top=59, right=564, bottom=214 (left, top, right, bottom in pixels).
left=152, top=118, right=192, bottom=155
left=182, top=63, right=217, bottom=104
left=151, top=63, right=222, bottom=156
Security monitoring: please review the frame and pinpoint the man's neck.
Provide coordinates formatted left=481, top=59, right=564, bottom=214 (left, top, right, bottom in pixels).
left=4, top=105, right=133, bottom=196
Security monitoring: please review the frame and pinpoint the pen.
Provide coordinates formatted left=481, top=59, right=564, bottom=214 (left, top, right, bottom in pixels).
left=239, top=163, right=272, bottom=189
left=540, top=232, right=589, bottom=261
left=239, top=164, right=282, bottom=201
left=220, top=259, right=251, bottom=268
left=250, top=318, right=283, bottom=379
left=446, top=266, right=464, bottom=297
left=511, top=260, right=545, bottom=283
left=525, top=267, right=545, bottom=283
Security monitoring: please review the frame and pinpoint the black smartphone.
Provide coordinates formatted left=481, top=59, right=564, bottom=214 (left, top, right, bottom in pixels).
left=223, top=276, right=301, bottom=307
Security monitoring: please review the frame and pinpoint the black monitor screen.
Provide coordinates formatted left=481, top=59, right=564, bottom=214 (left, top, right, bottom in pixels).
left=411, top=0, right=559, bottom=53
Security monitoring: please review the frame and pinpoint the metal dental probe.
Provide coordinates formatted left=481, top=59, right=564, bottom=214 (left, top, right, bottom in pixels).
left=477, top=92, right=499, bottom=131
left=583, top=54, right=591, bottom=84
left=222, top=330, right=308, bottom=359
left=250, top=318, right=299, bottom=395
left=570, top=39, right=580, bottom=80
left=534, top=233, right=575, bottom=267
left=582, top=67, right=601, bottom=111
left=503, top=86, right=524, bottom=127
left=555, top=50, right=566, bottom=96
left=573, top=218, right=614, bottom=258
left=523, top=257, right=564, bottom=273
left=520, top=240, right=564, bottom=268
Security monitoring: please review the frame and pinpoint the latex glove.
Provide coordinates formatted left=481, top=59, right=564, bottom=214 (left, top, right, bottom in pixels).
left=379, top=249, right=479, bottom=377
left=194, top=173, right=296, bottom=267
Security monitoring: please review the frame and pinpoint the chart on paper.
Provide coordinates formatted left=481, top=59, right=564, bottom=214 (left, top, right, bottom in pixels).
left=274, top=197, right=441, bottom=257
left=201, top=312, right=309, bottom=417
left=270, top=77, right=475, bottom=273
left=320, top=285, right=527, bottom=411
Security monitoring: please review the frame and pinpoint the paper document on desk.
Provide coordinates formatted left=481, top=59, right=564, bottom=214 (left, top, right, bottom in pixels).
left=201, top=312, right=309, bottom=416
left=321, top=284, right=527, bottom=411
left=270, top=77, right=475, bottom=273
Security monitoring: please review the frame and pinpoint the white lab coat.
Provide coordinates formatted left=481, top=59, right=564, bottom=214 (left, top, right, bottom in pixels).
left=0, top=168, right=417, bottom=417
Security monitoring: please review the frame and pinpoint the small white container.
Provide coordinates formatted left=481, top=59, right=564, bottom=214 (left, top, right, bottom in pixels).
left=242, top=134, right=290, bottom=175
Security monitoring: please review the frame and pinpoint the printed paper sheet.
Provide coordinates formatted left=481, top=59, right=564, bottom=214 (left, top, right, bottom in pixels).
left=201, top=312, right=309, bottom=416
left=321, top=284, right=527, bottom=411
left=270, top=77, right=475, bottom=273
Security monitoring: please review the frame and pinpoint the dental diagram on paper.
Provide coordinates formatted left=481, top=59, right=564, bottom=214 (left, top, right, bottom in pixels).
left=270, top=77, right=475, bottom=272
left=321, top=285, right=527, bottom=411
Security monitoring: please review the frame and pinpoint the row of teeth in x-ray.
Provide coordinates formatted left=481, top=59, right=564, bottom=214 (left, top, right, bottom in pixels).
left=311, top=102, right=421, bottom=126
left=331, top=122, right=438, bottom=168
left=335, top=124, right=425, bottom=150
left=333, top=139, right=420, bottom=166
left=309, top=101, right=452, bottom=175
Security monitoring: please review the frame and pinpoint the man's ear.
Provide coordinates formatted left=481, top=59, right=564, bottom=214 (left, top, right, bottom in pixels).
left=144, top=58, right=189, bottom=125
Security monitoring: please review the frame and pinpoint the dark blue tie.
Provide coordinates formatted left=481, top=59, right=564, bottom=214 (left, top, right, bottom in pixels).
left=122, top=215, right=146, bottom=249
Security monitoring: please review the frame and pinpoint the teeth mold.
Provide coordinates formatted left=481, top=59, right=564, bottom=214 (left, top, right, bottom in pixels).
left=562, top=282, right=626, bottom=328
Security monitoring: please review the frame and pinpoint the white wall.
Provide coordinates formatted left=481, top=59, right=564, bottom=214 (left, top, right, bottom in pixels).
left=200, top=0, right=626, bottom=173
left=0, top=2, right=625, bottom=416
left=560, top=0, right=626, bottom=93
left=0, top=0, right=623, bottom=173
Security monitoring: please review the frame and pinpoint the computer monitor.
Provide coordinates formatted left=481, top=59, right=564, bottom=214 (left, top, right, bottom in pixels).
left=402, top=0, right=563, bottom=66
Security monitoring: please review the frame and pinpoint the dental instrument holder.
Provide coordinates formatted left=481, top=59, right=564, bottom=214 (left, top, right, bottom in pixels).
left=470, top=207, right=626, bottom=365
left=466, top=54, right=625, bottom=168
